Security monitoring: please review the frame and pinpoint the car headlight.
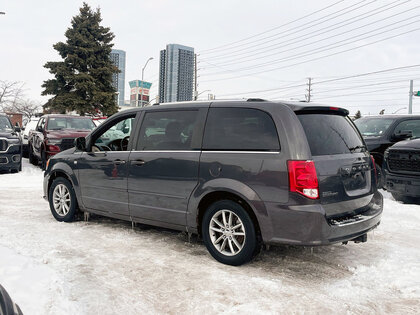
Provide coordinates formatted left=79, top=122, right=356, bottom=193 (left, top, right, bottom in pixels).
left=384, top=148, right=389, bottom=159
left=47, top=138, right=61, bottom=145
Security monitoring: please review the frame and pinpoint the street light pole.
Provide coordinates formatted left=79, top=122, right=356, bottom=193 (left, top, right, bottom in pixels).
left=393, top=107, right=407, bottom=114
left=195, top=89, right=211, bottom=100
left=409, top=79, right=414, bottom=114
left=140, top=57, right=153, bottom=107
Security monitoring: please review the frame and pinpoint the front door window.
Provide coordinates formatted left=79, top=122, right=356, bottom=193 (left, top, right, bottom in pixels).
left=94, top=117, right=135, bottom=151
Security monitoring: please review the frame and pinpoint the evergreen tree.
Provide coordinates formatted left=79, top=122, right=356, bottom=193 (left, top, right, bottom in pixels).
left=42, top=3, right=119, bottom=116
left=354, top=110, right=362, bottom=120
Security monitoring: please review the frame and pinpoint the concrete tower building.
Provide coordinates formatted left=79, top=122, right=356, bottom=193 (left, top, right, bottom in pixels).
left=159, top=44, right=194, bottom=103
left=110, top=49, right=126, bottom=107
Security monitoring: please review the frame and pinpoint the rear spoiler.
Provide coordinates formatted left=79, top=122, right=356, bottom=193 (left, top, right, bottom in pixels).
left=295, top=106, right=349, bottom=116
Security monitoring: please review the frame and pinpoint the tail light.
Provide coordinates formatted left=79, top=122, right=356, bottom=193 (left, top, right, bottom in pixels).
left=288, top=160, right=319, bottom=199
left=47, top=145, right=60, bottom=152
left=371, top=155, right=377, bottom=185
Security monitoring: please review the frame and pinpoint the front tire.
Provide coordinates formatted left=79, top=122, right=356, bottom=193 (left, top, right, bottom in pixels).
left=391, top=192, right=417, bottom=204
left=41, top=150, right=47, bottom=170
left=202, top=200, right=258, bottom=266
left=28, top=144, right=37, bottom=165
left=49, top=177, right=77, bottom=222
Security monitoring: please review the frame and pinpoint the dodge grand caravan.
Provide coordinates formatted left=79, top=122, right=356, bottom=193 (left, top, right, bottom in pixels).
left=43, top=100, right=383, bottom=265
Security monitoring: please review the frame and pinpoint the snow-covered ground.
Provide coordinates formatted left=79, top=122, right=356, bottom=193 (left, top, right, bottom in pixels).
left=0, top=160, right=419, bottom=314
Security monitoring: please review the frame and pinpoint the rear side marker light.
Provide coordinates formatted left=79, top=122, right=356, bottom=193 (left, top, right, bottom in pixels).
left=288, top=160, right=319, bottom=199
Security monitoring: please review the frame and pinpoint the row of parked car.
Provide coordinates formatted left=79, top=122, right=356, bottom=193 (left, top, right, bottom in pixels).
left=354, top=115, right=420, bottom=202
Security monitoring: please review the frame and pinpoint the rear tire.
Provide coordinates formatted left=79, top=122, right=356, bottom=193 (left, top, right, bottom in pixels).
left=41, top=150, right=47, bottom=170
left=202, top=200, right=258, bottom=266
left=49, top=177, right=77, bottom=222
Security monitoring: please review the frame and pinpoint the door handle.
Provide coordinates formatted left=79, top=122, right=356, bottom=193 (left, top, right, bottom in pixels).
left=114, top=159, right=126, bottom=165
left=89, top=151, right=106, bottom=157
left=131, top=159, right=145, bottom=166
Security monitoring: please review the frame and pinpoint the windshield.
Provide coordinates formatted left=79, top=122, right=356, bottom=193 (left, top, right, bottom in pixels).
left=354, top=118, right=395, bottom=137
left=47, top=117, right=95, bottom=130
left=0, top=116, right=13, bottom=131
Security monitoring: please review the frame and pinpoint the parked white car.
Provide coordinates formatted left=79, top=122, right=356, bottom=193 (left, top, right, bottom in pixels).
left=22, top=117, right=40, bottom=157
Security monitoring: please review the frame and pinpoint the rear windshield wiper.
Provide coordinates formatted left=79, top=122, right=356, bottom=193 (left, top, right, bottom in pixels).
left=349, top=145, right=367, bottom=152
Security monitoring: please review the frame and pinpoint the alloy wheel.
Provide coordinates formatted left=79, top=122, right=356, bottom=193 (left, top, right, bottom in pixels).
left=209, top=209, right=246, bottom=256
left=52, top=184, right=71, bottom=216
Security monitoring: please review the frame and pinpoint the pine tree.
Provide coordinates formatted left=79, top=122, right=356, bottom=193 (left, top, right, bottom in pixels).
left=354, top=110, right=362, bottom=120
left=42, top=3, right=119, bottom=116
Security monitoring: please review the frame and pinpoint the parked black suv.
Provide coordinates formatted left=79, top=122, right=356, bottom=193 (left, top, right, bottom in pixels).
left=384, top=138, right=420, bottom=202
left=0, top=113, right=22, bottom=173
left=43, top=100, right=383, bottom=265
left=354, top=115, right=420, bottom=183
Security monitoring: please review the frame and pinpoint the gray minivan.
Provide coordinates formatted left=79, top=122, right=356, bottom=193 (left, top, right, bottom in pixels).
left=43, top=100, right=383, bottom=265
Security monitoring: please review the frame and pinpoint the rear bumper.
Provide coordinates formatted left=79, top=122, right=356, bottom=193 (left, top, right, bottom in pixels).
left=384, top=169, right=420, bottom=197
left=262, top=191, right=383, bottom=245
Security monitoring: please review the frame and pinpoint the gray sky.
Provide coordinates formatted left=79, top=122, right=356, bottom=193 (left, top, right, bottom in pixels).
left=1, top=0, right=420, bottom=115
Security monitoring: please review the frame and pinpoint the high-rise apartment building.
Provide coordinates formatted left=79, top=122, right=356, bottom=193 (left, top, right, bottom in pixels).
left=159, top=44, right=194, bottom=103
left=110, top=49, right=126, bottom=107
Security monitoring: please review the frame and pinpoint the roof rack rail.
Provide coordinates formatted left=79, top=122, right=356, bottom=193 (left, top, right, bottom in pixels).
left=246, top=98, right=266, bottom=102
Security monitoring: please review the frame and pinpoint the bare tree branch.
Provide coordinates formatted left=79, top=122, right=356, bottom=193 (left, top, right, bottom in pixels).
left=0, top=81, right=42, bottom=123
left=0, top=80, right=26, bottom=110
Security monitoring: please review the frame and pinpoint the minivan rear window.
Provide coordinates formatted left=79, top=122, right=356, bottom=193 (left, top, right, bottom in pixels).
left=298, top=114, right=364, bottom=156
left=203, top=108, right=280, bottom=151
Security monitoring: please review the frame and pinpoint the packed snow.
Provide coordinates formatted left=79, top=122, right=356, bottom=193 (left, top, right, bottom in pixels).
left=0, top=160, right=419, bottom=314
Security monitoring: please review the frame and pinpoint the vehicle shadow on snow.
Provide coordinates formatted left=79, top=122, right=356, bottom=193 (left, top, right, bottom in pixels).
left=77, top=213, right=383, bottom=282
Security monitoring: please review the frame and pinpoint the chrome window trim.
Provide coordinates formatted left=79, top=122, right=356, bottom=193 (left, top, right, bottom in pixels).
left=201, top=151, right=280, bottom=154
left=130, top=150, right=200, bottom=153
left=88, top=150, right=281, bottom=154
left=130, top=150, right=280, bottom=154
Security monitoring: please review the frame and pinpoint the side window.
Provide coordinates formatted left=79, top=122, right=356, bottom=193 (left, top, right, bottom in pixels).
left=137, top=110, right=199, bottom=150
left=37, top=118, right=45, bottom=131
left=393, top=120, right=420, bottom=137
left=202, top=108, right=280, bottom=151
left=93, top=116, right=136, bottom=151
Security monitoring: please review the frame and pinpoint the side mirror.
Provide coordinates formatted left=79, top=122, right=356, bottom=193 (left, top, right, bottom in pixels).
left=14, top=122, right=21, bottom=132
left=37, top=126, right=43, bottom=132
left=393, top=130, right=412, bottom=140
left=75, top=137, right=87, bottom=151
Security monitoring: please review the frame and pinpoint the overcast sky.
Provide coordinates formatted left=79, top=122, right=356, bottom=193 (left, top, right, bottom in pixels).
left=1, top=0, right=419, bottom=115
